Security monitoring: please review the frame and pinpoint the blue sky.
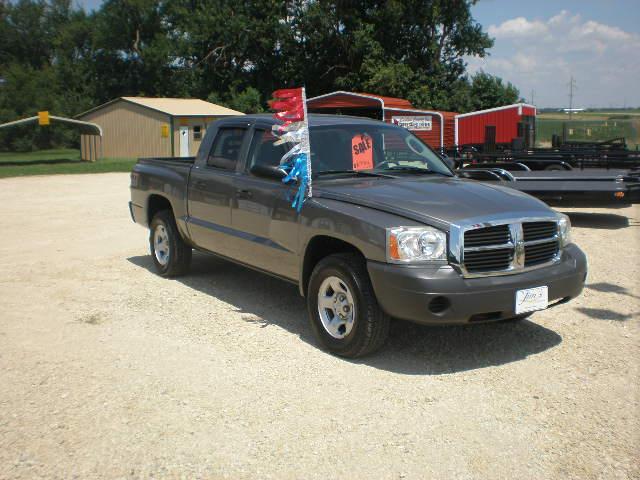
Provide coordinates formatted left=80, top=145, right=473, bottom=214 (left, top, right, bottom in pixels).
left=74, top=0, right=639, bottom=107
left=469, top=0, right=640, bottom=107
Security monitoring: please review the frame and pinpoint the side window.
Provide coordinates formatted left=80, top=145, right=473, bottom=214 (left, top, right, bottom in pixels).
left=207, top=127, right=246, bottom=170
left=247, top=129, right=287, bottom=170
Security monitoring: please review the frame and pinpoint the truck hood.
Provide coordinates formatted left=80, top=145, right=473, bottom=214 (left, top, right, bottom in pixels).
left=314, top=176, right=552, bottom=227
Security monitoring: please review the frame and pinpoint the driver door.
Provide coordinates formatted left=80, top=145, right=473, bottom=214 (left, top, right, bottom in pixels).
left=230, top=126, right=299, bottom=280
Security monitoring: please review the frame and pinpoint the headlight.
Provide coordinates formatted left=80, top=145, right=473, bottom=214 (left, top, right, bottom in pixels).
left=387, top=226, right=447, bottom=263
left=558, top=214, right=572, bottom=247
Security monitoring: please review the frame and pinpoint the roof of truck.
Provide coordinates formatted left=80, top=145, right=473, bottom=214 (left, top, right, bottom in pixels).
left=229, top=113, right=389, bottom=126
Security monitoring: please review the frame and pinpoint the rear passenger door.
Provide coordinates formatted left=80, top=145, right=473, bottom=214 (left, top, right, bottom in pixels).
left=187, top=124, right=249, bottom=258
left=230, top=126, right=299, bottom=280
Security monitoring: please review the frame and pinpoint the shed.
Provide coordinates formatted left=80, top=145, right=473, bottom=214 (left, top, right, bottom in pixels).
left=76, top=97, right=243, bottom=161
left=307, top=91, right=455, bottom=151
left=455, top=103, right=537, bottom=150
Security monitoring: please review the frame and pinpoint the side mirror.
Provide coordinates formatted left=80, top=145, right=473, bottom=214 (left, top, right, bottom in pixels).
left=250, top=164, right=287, bottom=180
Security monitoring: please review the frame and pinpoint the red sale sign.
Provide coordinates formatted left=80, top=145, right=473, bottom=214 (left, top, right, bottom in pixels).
left=352, top=134, right=373, bottom=170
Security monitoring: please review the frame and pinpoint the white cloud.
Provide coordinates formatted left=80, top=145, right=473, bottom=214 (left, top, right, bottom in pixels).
left=488, top=17, right=549, bottom=39
left=469, top=11, right=640, bottom=107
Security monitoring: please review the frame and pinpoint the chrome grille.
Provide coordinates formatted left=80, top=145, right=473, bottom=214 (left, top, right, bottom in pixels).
left=464, top=248, right=513, bottom=272
left=460, top=219, right=560, bottom=276
left=523, top=221, right=557, bottom=242
left=525, top=241, right=559, bottom=267
left=464, top=224, right=511, bottom=247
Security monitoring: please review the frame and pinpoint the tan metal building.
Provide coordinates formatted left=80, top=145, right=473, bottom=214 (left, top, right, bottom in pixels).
left=77, top=97, right=244, bottom=161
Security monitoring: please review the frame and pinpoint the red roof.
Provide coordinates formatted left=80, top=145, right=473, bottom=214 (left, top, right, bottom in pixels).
left=307, top=91, right=413, bottom=110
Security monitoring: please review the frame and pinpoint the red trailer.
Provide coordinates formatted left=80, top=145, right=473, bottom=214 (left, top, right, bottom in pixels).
left=455, top=103, right=537, bottom=149
left=307, top=91, right=455, bottom=151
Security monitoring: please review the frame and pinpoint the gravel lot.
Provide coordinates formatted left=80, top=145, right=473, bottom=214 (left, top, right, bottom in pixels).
left=0, top=173, right=638, bottom=479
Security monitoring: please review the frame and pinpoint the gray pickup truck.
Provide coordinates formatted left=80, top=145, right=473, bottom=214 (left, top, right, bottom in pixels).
left=129, top=114, right=587, bottom=357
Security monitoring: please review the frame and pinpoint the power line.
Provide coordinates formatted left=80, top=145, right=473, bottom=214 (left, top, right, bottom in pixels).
left=568, top=76, right=577, bottom=120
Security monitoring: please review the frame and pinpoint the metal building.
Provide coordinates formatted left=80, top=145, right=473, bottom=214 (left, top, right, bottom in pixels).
left=455, top=103, right=537, bottom=150
left=307, top=91, right=456, bottom=151
left=76, top=97, right=243, bottom=161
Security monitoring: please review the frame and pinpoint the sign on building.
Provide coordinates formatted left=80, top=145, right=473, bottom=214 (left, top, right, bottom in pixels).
left=391, top=115, right=432, bottom=131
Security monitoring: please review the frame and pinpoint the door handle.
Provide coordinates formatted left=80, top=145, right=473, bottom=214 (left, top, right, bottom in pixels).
left=236, top=189, right=253, bottom=199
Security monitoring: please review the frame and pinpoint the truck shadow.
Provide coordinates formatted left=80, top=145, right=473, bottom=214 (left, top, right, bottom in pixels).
left=562, top=212, right=631, bottom=229
left=127, top=252, right=562, bottom=375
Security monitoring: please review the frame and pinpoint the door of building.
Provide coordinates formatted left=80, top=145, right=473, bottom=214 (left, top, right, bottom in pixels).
left=179, top=126, right=190, bottom=157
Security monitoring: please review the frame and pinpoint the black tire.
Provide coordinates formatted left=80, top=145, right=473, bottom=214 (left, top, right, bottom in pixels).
left=149, top=210, right=192, bottom=277
left=307, top=253, right=390, bottom=358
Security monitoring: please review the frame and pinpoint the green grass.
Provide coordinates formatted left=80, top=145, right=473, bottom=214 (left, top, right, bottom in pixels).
left=536, top=114, right=639, bottom=148
left=0, top=149, right=137, bottom=178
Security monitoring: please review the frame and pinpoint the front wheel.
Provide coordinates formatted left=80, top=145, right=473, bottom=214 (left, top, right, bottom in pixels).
left=307, top=253, right=390, bottom=358
left=149, top=210, right=192, bottom=277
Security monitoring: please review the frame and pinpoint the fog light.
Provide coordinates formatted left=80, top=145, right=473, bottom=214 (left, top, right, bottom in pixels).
left=614, top=191, right=625, bottom=198
left=428, top=296, right=450, bottom=314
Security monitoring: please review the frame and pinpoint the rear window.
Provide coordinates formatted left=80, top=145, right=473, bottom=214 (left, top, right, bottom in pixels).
left=207, top=128, right=246, bottom=170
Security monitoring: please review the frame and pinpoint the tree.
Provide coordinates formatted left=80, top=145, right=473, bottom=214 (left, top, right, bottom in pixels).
left=0, top=0, right=522, bottom=151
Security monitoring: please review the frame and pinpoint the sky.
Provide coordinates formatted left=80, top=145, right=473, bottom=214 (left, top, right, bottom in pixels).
left=469, top=0, right=640, bottom=108
left=73, top=0, right=640, bottom=108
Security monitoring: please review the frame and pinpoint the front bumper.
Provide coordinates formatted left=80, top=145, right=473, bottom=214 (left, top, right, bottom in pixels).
left=367, top=244, right=587, bottom=325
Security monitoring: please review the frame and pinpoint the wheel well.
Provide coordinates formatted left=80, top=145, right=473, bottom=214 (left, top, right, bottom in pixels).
left=302, top=236, right=364, bottom=296
left=147, top=195, right=173, bottom=225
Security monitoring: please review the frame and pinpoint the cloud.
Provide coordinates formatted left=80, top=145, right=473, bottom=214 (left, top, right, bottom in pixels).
left=488, top=17, right=549, bottom=39
left=469, top=11, right=640, bottom=107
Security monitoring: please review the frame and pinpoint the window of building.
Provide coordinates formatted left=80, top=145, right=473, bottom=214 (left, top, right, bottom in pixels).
left=193, top=125, right=202, bottom=140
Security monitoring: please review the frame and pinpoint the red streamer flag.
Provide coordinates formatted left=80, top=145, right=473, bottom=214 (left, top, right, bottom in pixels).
left=269, top=88, right=305, bottom=126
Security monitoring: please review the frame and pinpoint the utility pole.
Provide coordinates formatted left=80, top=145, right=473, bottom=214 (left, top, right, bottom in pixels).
left=530, top=89, right=535, bottom=106
left=568, top=76, right=577, bottom=120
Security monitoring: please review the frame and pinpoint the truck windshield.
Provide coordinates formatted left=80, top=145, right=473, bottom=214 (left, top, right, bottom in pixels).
left=309, top=124, right=453, bottom=177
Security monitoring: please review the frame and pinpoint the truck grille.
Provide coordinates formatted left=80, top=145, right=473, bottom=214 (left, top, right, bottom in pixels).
left=525, top=241, right=559, bottom=267
left=523, top=221, right=557, bottom=242
left=461, top=220, right=559, bottom=276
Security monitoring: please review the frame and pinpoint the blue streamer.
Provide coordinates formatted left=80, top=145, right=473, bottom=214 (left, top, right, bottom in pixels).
left=281, top=153, right=310, bottom=212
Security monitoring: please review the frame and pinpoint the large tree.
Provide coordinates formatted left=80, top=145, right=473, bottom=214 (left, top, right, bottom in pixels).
left=0, top=0, right=521, bottom=150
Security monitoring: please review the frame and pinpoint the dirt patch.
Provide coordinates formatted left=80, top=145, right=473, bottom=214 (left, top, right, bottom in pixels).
left=0, top=173, right=638, bottom=479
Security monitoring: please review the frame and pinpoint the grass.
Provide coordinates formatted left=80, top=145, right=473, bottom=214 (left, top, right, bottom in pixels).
left=0, top=149, right=137, bottom=178
left=536, top=113, right=639, bottom=148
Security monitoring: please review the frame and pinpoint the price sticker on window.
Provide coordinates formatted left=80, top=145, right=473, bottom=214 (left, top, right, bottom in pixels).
left=352, top=134, right=374, bottom=170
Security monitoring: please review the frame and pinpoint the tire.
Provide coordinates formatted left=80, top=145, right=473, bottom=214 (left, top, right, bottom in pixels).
left=149, top=210, right=192, bottom=277
left=307, top=253, right=390, bottom=358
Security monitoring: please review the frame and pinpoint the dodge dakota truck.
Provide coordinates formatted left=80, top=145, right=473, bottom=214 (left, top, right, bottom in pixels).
left=129, top=114, right=587, bottom=357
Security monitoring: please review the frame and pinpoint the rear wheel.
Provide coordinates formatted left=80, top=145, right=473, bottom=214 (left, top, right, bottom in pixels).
left=149, top=210, right=192, bottom=277
left=307, top=253, right=390, bottom=358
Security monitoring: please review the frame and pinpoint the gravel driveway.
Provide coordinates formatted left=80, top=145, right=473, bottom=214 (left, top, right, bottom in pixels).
left=0, top=173, right=638, bottom=479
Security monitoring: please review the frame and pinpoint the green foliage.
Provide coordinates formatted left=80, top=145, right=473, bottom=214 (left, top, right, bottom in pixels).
left=0, top=0, right=521, bottom=152
left=0, top=149, right=136, bottom=177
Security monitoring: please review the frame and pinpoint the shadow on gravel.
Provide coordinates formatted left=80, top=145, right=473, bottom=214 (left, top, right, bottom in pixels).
left=128, top=252, right=563, bottom=375
left=576, top=307, right=633, bottom=322
left=562, top=212, right=630, bottom=229
left=587, top=282, right=640, bottom=299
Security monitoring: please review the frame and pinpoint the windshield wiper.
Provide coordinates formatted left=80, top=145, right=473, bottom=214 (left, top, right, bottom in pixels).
left=377, top=166, right=452, bottom=177
left=315, top=170, right=394, bottom=178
